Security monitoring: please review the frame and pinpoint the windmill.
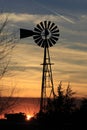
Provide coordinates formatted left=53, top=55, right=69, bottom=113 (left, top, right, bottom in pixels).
left=20, top=21, right=60, bottom=112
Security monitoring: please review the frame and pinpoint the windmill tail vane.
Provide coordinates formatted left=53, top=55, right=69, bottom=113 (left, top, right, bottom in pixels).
left=20, top=28, right=35, bottom=39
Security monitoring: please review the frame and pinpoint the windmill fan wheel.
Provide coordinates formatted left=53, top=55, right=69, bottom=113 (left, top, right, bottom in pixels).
left=33, top=21, right=60, bottom=48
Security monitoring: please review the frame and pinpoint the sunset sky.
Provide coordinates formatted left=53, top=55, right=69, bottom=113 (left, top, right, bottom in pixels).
left=0, top=0, right=87, bottom=98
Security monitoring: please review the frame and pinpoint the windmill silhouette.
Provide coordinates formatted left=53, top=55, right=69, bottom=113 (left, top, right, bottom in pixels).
left=20, top=21, right=60, bottom=112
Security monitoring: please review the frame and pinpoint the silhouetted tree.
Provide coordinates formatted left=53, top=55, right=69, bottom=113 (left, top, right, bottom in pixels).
left=64, top=82, right=76, bottom=113
left=46, top=81, right=76, bottom=114
left=80, top=98, right=87, bottom=110
left=79, top=97, right=87, bottom=119
left=0, top=13, right=16, bottom=78
left=0, top=12, right=18, bottom=115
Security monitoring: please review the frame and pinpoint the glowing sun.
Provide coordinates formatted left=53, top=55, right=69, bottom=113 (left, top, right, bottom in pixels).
left=26, top=114, right=33, bottom=120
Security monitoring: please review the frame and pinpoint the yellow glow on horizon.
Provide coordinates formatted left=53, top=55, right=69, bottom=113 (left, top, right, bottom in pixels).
left=1, top=75, right=87, bottom=98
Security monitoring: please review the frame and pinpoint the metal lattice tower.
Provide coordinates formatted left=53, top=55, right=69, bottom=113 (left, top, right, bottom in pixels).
left=40, top=47, right=55, bottom=112
left=20, top=20, right=60, bottom=112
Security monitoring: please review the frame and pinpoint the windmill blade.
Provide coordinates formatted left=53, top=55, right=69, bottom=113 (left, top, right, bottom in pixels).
left=52, top=33, right=60, bottom=37
left=38, top=39, right=43, bottom=47
left=51, top=25, right=58, bottom=31
left=40, top=22, right=45, bottom=29
left=44, top=21, right=47, bottom=28
left=50, top=38, right=56, bottom=45
left=33, top=32, right=41, bottom=35
left=48, top=39, right=53, bottom=47
left=34, top=37, right=42, bottom=44
left=48, top=21, right=51, bottom=29
left=34, top=27, right=41, bottom=33
left=51, top=36, right=59, bottom=41
left=37, top=24, right=43, bottom=31
left=35, top=38, right=43, bottom=47
left=49, top=23, right=55, bottom=30
left=33, top=35, right=41, bottom=40
left=20, top=28, right=34, bottom=39
left=52, top=29, right=59, bottom=33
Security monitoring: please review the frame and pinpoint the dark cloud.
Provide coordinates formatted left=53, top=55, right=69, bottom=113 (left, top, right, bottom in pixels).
left=0, top=0, right=87, bottom=14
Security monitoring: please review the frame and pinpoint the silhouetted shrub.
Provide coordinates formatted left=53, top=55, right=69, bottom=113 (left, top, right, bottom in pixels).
left=5, top=112, right=26, bottom=122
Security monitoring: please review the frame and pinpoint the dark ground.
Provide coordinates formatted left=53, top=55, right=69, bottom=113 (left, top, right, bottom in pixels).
left=0, top=117, right=87, bottom=130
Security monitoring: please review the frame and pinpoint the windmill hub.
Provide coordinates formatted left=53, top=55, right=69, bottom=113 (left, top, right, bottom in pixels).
left=41, top=28, right=51, bottom=40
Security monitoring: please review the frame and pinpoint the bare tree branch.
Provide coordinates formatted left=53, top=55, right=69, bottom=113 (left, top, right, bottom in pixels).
left=0, top=12, right=19, bottom=115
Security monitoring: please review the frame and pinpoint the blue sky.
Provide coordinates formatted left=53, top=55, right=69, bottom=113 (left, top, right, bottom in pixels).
left=0, top=0, right=87, bottom=97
